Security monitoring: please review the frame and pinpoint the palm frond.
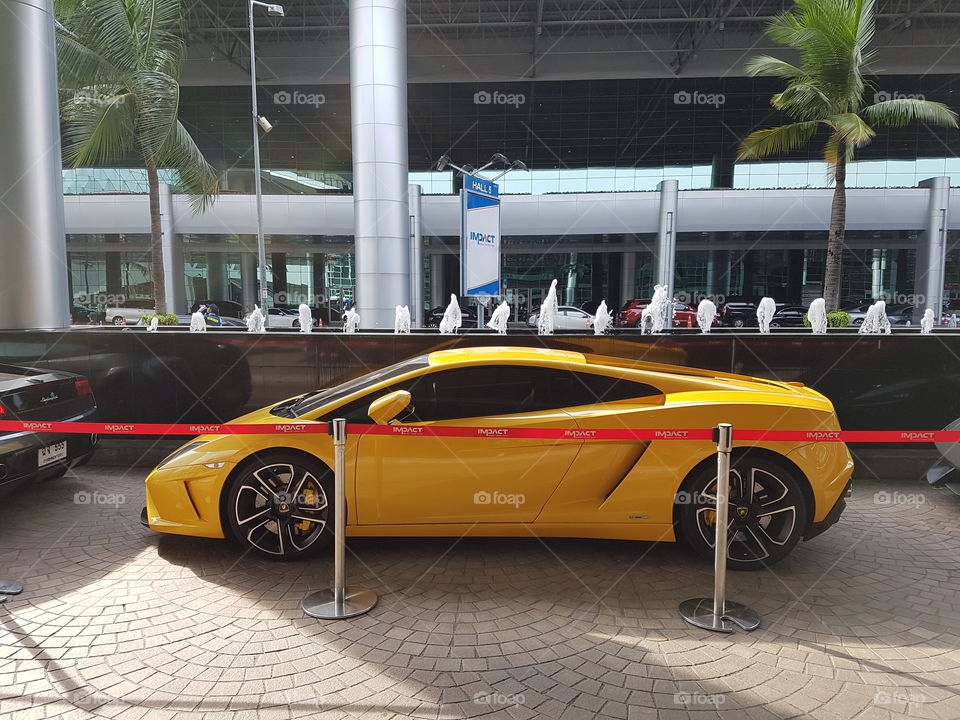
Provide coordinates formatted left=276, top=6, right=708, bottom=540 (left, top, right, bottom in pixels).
left=130, top=71, right=181, bottom=157
left=824, top=112, right=875, bottom=147
left=56, top=31, right=122, bottom=89
left=71, top=0, right=138, bottom=71
left=159, top=121, right=220, bottom=213
left=862, top=99, right=959, bottom=128
left=61, top=93, right=137, bottom=167
left=744, top=55, right=806, bottom=80
left=737, top=121, right=821, bottom=160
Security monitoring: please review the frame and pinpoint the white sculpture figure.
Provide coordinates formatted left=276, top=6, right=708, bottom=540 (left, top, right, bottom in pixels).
left=394, top=305, right=411, bottom=333
left=487, top=300, right=510, bottom=334
left=343, top=307, right=360, bottom=333
left=639, top=311, right=654, bottom=335
left=645, top=284, right=671, bottom=333
left=537, top=279, right=559, bottom=335
left=593, top=300, right=613, bottom=335
left=190, top=311, right=206, bottom=332
left=438, top=294, right=462, bottom=334
left=298, top=304, right=312, bottom=332
left=756, top=296, right=777, bottom=334
left=246, top=305, right=266, bottom=333
left=696, top=299, right=717, bottom=333
left=146, top=317, right=159, bottom=332
left=808, top=298, right=828, bottom=334
left=921, top=308, right=935, bottom=334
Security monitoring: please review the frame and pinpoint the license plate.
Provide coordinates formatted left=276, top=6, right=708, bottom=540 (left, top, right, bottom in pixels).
left=38, top=440, right=67, bottom=468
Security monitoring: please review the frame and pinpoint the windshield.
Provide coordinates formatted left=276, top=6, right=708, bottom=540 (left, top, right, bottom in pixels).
left=271, top=355, right=429, bottom=418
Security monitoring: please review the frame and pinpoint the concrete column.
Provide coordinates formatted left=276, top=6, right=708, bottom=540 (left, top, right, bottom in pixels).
left=915, top=177, right=949, bottom=316
left=654, top=180, right=679, bottom=299
left=408, top=185, right=423, bottom=327
left=0, top=0, right=69, bottom=328
left=430, top=254, right=444, bottom=309
left=159, top=184, right=186, bottom=314
left=240, top=250, right=257, bottom=312
left=350, top=0, right=410, bottom=328
left=565, top=253, right=578, bottom=305
left=621, top=251, right=636, bottom=300
left=871, top=249, right=884, bottom=300
left=206, top=252, right=226, bottom=299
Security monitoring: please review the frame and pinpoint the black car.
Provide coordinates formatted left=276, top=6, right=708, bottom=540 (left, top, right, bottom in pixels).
left=719, top=300, right=759, bottom=327
left=0, top=364, right=98, bottom=497
left=769, top=305, right=809, bottom=328
left=425, top=303, right=480, bottom=328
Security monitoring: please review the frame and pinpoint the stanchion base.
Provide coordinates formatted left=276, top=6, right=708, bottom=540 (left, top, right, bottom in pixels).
left=303, top=588, right=378, bottom=619
left=679, top=598, right=761, bottom=633
left=0, top=581, right=23, bottom=595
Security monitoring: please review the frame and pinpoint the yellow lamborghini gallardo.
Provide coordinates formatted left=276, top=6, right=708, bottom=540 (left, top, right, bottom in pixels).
left=144, top=347, right=853, bottom=569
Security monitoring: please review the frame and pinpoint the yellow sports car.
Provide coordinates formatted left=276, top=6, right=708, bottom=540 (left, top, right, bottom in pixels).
left=144, top=347, right=853, bottom=569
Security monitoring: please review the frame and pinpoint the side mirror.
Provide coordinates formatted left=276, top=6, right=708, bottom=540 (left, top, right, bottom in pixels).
left=367, top=390, right=412, bottom=425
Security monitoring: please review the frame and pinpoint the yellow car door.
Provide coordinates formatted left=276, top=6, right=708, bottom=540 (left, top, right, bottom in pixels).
left=354, top=364, right=583, bottom=525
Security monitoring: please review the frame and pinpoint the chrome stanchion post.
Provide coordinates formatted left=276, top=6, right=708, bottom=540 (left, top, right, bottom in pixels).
left=302, top=418, right=377, bottom=619
left=679, top=423, right=761, bottom=633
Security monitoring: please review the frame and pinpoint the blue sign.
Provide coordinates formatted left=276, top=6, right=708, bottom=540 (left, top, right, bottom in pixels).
left=460, top=175, right=501, bottom=298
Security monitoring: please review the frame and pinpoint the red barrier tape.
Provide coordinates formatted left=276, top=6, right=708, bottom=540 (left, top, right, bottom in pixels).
left=0, top=419, right=954, bottom=443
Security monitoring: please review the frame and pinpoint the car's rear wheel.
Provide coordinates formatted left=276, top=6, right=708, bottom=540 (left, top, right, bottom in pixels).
left=223, top=453, right=333, bottom=560
left=732, top=317, right=745, bottom=328
left=678, top=453, right=808, bottom=570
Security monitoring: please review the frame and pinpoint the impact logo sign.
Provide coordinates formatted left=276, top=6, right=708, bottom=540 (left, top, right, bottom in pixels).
left=470, top=231, right=496, bottom=246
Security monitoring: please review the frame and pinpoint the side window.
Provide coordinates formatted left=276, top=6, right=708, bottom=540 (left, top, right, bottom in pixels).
left=321, top=367, right=660, bottom=423
left=548, top=371, right=660, bottom=407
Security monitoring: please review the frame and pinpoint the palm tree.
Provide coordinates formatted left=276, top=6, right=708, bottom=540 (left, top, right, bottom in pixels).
left=56, top=0, right=219, bottom=314
left=738, top=0, right=957, bottom=310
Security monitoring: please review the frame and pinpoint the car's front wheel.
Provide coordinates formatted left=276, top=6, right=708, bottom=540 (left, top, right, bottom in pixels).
left=223, top=453, right=333, bottom=560
left=678, top=453, right=808, bottom=570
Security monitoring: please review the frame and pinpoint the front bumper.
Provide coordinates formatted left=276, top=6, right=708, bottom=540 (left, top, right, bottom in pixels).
left=804, top=479, right=851, bottom=541
left=927, top=462, right=960, bottom=496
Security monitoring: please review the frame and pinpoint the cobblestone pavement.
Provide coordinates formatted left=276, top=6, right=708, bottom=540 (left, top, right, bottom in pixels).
left=2, top=466, right=960, bottom=719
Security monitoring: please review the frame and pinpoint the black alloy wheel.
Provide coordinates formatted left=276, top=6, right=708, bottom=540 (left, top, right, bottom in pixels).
left=224, top=454, right=333, bottom=560
left=678, top=453, right=808, bottom=570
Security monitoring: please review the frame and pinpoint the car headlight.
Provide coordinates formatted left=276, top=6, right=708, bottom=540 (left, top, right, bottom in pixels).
left=158, top=441, right=207, bottom=467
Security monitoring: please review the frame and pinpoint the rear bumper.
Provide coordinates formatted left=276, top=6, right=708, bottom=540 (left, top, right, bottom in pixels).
left=0, top=410, right=99, bottom=489
left=804, top=479, right=851, bottom=541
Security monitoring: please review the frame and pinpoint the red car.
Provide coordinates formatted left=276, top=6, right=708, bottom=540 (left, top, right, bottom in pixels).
left=617, top=299, right=718, bottom=328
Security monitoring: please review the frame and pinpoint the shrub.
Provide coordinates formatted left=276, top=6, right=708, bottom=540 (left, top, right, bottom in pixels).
left=139, top=313, right=179, bottom=326
left=802, top=311, right=851, bottom=328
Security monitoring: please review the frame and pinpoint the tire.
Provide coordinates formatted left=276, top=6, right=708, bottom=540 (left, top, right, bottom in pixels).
left=677, top=452, right=808, bottom=570
left=112, top=316, right=124, bottom=326
left=292, top=319, right=300, bottom=328
left=732, top=317, right=745, bottom=328
left=770, top=322, right=780, bottom=328
left=223, top=452, right=334, bottom=560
